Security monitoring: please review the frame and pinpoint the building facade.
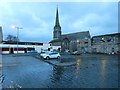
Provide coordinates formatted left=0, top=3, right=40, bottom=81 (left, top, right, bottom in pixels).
left=0, top=41, right=61, bottom=54
left=91, top=33, right=120, bottom=54
left=0, top=26, right=61, bottom=54
left=50, top=8, right=91, bottom=53
left=50, top=7, right=120, bottom=54
left=61, top=31, right=91, bottom=52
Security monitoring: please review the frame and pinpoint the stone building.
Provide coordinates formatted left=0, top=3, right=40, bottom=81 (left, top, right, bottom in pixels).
left=91, top=33, right=120, bottom=54
left=50, top=8, right=91, bottom=53
left=50, top=7, right=120, bottom=54
left=61, top=31, right=91, bottom=52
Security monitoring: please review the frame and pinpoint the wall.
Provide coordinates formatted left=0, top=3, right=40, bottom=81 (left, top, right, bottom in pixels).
left=91, top=34, right=120, bottom=54
left=77, top=38, right=91, bottom=53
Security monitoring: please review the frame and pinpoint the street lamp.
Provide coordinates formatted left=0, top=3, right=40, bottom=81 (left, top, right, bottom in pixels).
left=11, top=25, right=23, bottom=54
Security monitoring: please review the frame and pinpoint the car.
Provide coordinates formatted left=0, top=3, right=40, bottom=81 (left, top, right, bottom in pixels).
left=27, top=50, right=38, bottom=53
left=41, top=52, right=61, bottom=60
left=71, top=51, right=82, bottom=55
left=40, top=51, right=52, bottom=56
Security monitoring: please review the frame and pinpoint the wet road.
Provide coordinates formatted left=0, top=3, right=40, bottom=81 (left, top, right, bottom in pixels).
left=1, top=54, right=118, bottom=88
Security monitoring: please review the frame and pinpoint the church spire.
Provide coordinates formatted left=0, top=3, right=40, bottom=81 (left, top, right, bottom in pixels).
left=53, top=7, right=61, bottom=40
left=55, top=7, right=60, bottom=27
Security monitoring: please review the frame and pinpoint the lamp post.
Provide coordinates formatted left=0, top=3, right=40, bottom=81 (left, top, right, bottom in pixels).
left=11, top=25, right=23, bottom=54
left=101, top=37, right=105, bottom=54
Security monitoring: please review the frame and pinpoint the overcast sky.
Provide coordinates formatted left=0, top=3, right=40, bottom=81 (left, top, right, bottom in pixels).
left=0, top=2, right=118, bottom=43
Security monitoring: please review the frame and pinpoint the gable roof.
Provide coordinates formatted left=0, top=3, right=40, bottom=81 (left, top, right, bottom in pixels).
left=61, top=31, right=91, bottom=40
left=92, top=33, right=120, bottom=38
left=2, top=41, right=43, bottom=45
left=49, top=31, right=91, bottom=43
left=49, top=38, right=61, bottom=43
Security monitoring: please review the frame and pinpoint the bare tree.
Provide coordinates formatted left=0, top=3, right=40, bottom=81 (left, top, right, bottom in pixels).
left=6, top=35, right=19, bottom=42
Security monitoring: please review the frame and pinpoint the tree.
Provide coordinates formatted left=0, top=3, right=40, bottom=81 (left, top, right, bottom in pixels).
left=6, top=35, right=19, bottom=42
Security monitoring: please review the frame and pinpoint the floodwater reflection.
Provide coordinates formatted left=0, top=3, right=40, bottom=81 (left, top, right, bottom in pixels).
left=75, top=58, right=81, bottom=78
left=2, top=54, right=118, bottom=88
left=100, top=57, right=107, bottom=78
left=52, top=66, right=64, bottom=81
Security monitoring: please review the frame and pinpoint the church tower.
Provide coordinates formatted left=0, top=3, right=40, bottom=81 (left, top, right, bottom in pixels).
left=53, top=7, right=61, bottom=40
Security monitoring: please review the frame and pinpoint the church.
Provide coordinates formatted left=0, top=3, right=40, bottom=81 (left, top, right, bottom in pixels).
left=1, top=7, right=119, bottom=54
left=49, top=8, right=91, bottom=53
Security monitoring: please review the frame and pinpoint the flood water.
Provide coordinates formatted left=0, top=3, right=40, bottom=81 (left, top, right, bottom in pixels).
left=1, top=54, right=118, bottom=88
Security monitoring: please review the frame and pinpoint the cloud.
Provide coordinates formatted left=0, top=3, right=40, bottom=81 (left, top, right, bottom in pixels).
left=0, top=2, right=118, bottom=42
left=0, top=2, right=54, bottom=42
left=65, top=2, right=118, bottom=36
left=72, top=13, right=117, bottom=28
left=70, top=13, right=117, bottom=36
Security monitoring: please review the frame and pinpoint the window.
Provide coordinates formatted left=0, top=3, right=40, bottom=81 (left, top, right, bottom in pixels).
left=107, top=39, right=111, bottom=42
left=84, top=42, right=88, bottom=44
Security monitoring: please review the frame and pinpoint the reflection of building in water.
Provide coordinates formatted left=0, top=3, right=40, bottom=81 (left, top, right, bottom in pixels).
left=75, top=58, right=81, bottom=78
left=52, top=66, right=64, bottom=82
left=100, top=57, right=107, bottom=76
left=99, top=56, right=108, bottom=87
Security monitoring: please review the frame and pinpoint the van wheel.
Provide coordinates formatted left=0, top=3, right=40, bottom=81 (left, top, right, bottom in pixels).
left=46, top=56, right=49, bottom=60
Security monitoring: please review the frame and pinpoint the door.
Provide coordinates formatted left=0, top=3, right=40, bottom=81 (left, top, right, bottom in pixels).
left=49, top=53, right=57, bottom=58
left=24, top=48, right=27, bottom=53
left=10, top=48, right=14, bottom=54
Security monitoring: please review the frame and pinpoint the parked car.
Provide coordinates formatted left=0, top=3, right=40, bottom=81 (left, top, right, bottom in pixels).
left=27, top=50, right=38, bottom=53
left=71, top=51, right=82, bottom=55
left=40, top=52, right=61, bottom=60
left=40, top=51, right=52, bottom=56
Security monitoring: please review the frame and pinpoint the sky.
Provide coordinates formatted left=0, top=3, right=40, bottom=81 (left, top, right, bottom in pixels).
left=0, top=2, right=118, bottom=43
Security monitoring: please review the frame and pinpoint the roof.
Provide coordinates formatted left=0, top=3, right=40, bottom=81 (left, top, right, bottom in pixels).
left=2, top=41, right=43, bottom=45
left=55, top=7, right=60, bottom=27
left=49, top=31, right=91, bottom=43
left=49, top=38, right=61, bottom=43
left=92, top=33, right=120, bottom=38
left=61, top=31, right=91, bottom=40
